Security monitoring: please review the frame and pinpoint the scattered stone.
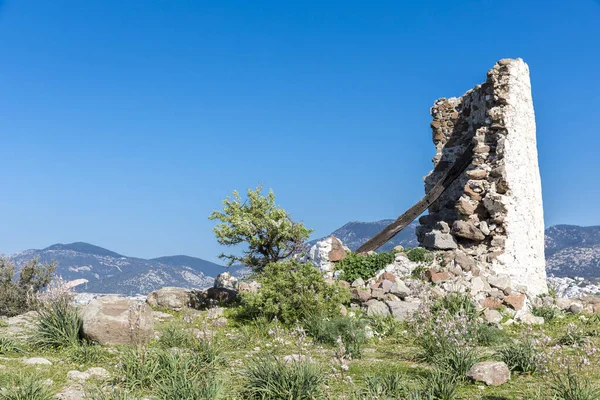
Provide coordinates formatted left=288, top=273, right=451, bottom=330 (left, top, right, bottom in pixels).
left=481, top=297, right=503, bottom=310
left=389, top=281, right=411, bottom=299
left=214, top=272, right=238, bottom=291
left=152, top=311, right=174, bottom=321
left=328, top=236, right=348, bottom=262
left=210, top=317, right=228, bottom=328
left=483, top=309, right=502, bottom=324
left=351, top=278, right=365, bottom=288
left=422, top=231, right=458, bottom=250
left=488, top=275, right=511, bottom=291
left=504, top=293, right=526, bottom=311
left=207, top=307, right=225, bottom=320
left=379, top=279, right=395, bottom=293
left=517, top=312, right=544, bottom=325
left=569, top=302, right=584, bottom=314
left=351, top=288, right=372, bottom=303
left=467, top=361, right=510, bottom=386
left=23, top=357, right=52, bottom=366
left=55, top=387, right=86, bottom=400
left=67, top=370, right=90, bottom=382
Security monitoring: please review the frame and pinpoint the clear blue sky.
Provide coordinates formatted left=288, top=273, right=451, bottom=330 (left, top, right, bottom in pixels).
left=1, top=1, right=599, bottom=262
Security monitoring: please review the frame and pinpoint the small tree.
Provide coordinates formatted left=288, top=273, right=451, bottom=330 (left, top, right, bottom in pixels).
left=209, top=187, right=313, bottom=271
left=0, top=257, right=55, bottom=317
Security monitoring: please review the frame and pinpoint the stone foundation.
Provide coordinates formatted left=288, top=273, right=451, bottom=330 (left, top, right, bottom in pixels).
left=416, top=58, right=547, bottom=296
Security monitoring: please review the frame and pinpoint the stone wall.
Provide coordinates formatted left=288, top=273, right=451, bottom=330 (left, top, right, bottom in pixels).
left=416, top=58, right=547, bottom=296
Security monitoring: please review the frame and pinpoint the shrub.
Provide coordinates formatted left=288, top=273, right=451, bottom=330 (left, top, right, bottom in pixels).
left=119, top=348, right=161, bottom=391
left=430, top=293, right=479, bottom=321
left=66, top=343, right=109, bottom=365
left=551, top=370, right=600, bottom=400
left=337, top=251, right=397, bottom=282
left=0, top=373, right=54, bottom=400
left=477, top=324, right=511, bottom=346
left=532, top=304, right=561, bottom=322
left=239, top=260, right=349, bottom=325
left=361, top=371, right=411, bottom=399
left=497, top=339, right=542, bottom=374
left=558, top=323, right=588, bottom=346
left=209, top=187, right=312, bottom=272
left=158, top=324, right=196, bottom=349
left=423, top=369, right=458, bottom=400
left=302, top=314, right=368, bottom=358
left=244, top=356, right=326, bottom=400
left=0, top=337, right=21, bottom=354
left=154, top=351, right=223, bottom=400
left=0, top=258, right=55, bottom=317
left=32, top=281, right=82, bottom=349
left=404, top=247, right=430, bottom=263
left=434, top=345, right=480, bottom=380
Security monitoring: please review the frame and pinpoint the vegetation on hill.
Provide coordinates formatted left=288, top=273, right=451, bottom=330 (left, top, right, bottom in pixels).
left=0, top=257, right=55, bottom=317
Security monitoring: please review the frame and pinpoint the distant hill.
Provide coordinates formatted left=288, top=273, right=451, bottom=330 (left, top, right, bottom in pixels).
left=311, top=220, right=419, bottom=252
left=8, top=243, right=217, bottom=295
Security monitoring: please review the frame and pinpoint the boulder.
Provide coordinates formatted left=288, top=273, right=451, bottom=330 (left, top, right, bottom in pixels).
left=146, top=287, right=191, bottom=311
left=23, top=357, right=52, bottom=366
left=351, top=288, right=372, bottom=303
left=309, top=236, right=346, bottom=273
left=389, top=281, right=411, bottom=300
left=504, top=293, right=526, bottom=311
left=387, top=300, right=420, bottom=320
left=328, top=236, right=348, bottom=262
left=569, top=302, right=584, bottom=314
left=351, top=278, right=365, bottom=288
left=214, top=272, right=238, bottom=291
left=467, top=361, right=510, bottom=386
left=483, top=309, right=502, bottom=324
left=516, top=312, right=544, bottom=325
left=365, top=299, right=391, bottom=317
left=81, top=296, right=154, bottom=345
left=488, top=274, right=511, bottom=291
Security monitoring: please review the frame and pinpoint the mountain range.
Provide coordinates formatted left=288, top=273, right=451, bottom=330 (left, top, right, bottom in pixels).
left=6, top=222, right=600, bottom=295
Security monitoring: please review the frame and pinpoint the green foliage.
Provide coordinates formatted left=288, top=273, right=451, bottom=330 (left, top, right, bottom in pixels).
left=497, top=340, right=541, bottom=374
left=302, top=314, right=368, bottom=358
left=367, top=315, right=409, bottom=340
left=0, top=337, right=21, bottom=355
left=532, top=304, right=562, bottom=323
left=239, top=260, right=349, bottom=325
left=153, top=351, right=224, bottom=400
left=244, top=356, right=326, bottom=400
left=87, top=388, right=136, bottom=400
left=0, top=258, right=55, bottom=317
left=361, top=371, right=412, bottom=399
left=551, top=370, right=600, bottom=400
left=0, top=373, right=54, bottom=400
left=558, top=323, right=588, bottom=346
left=158, top=324, right=196, bottom=349
left=476, top=324, right=511, bottom=346
left=120, top=344, right=223, bottom=392
left=66, top=343, right=109, bottom=365
left=0, top=320, right=8, bottom=328
left=403, top=247, right=430, bottom=263
left=434, top=345, right=480, bottom=380
left=423, top=369, right=458, bottom=400
left=33, top=292, right=82, bottom=349
left=337, top=251, right=397, bottom=282
left=431, top=293, right=480, bottom=320
left=209, top=187, right=313, bottom=271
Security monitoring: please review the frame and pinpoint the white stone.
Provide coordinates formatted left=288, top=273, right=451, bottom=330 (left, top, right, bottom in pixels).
left=23, top=357, right=52, bottom=366
left=308, top=237, right=335, bottom=273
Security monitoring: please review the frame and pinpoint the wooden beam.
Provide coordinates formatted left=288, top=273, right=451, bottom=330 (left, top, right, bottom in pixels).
left=356, top=143, right=474, bottom=254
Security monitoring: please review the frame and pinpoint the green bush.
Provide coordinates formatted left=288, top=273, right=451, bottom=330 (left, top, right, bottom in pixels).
left=361, top=371, right=411, bottom=399
left=497, top=339, right=542, bottom=374
left=0, top=258, right=55, bottom=317
left=158, top=324, right=196, bottom=349
left=244, top=356, right=326, bottom=400
left=476, top=324, right=511, bottom=346
left=239, top=260, right=349, bottom=325
left=0, top=373, right=54, bottom=400
left=551, top=370, right=600, bottom=400
left=430, top=293, right=480, bottom=320
left=434, top=345, right=480, bottom=380
left=302, top=314, right=368, bottom=358
left=66, top=343, right=109, bottom=365
left=423, top=369, right=458, bottom=400
left=532, top=304, right=561, bottom=323
left=404, top=247, right=430, bottom=263
left=337, top=252, right=397, bottom=283
left=33, top=291, right=82, bottom=349
left=0, top=337, right=21, bottom=354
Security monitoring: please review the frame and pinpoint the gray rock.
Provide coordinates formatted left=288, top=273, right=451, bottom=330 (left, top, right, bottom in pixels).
left=214, top=272, right=238, bottom=290
left=555, top=297, right=573, bottom=310
left=488, top=274, right=511, bottom=291
left=422, top=231, right=458, bottom=250
left=371, top=288, right=386, bottom=299
left=467, top=361, right=510, bottom=386
left=81, top=296, right=154, bottom=345
left=365, top=300, right=391, bottom=317
left=67, top=371, right=90, bottom=382
left=351, top=278, right=365, bottom=288
left=569, top=302, right=583, bottom=314
left=146, top=287, right=191, bottom=311
left=452, top=220, right=486, bottom=241
left=386, top=301, right=420, bottom=320
left=23, top=357, right=52, bottom=366
left=389, top=281, right=411, bottom=300
left=516, top=312, right=544, bottom=325
left=55, top=387, right=86, bottom=400
left=483, top=309, right=502, bottom=324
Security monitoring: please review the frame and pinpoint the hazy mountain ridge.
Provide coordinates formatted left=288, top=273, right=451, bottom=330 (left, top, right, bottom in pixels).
left=6, top=223, right=600, bottom=295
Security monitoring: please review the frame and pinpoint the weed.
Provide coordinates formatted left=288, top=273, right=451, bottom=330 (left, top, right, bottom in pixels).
left=0, top=373, right=54, bottom=400
left=497, top=339, right=542, bottom=374
left=303, top=314, right=368, bottom=358
left=66, top=343, right=109, bottom=365
left=477, top=324, right=511, bottom=346
left=362, top=371, right=410, bottom=399
left=244, top=355, right=326, bottom=400
left=551, top=370, right=600, bottom=400
left=0, top=337, right=21, bottom=354
left=532, top=305, right=561, bottom=323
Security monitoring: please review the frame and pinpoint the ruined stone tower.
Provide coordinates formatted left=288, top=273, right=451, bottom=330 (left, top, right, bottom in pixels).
left=416, top=58, right=547, bottom=296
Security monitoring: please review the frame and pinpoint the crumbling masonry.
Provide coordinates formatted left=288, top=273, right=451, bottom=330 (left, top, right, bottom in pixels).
left=416, top=58, right=547, bottom=296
